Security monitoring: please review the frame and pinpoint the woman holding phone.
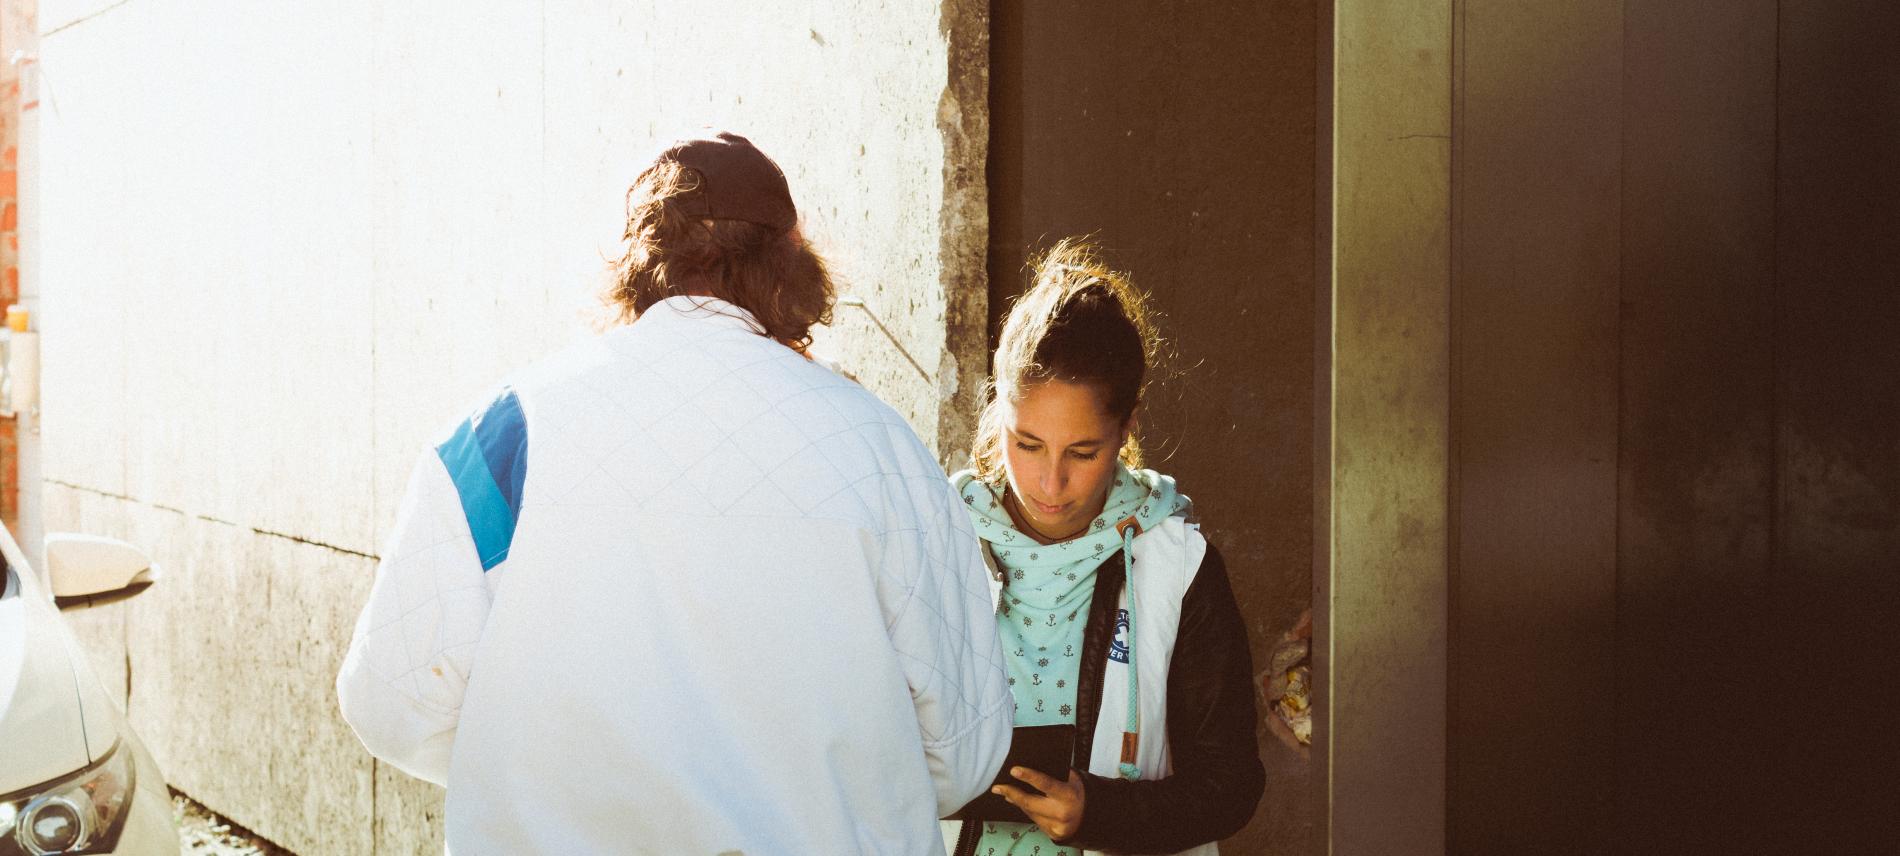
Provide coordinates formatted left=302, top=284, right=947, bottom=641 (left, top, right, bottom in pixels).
left=944, top=240, right=1264, bottom=855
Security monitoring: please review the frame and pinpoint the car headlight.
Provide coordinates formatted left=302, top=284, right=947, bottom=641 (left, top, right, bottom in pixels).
left=0, top=741, right=135, bottom=856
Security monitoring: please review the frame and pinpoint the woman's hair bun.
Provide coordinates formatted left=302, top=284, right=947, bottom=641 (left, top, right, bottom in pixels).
left=969, top=238, right=1163, bottom=483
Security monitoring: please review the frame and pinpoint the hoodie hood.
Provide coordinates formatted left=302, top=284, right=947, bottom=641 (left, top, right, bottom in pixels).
left=951, top=465, right=1191, bottom=563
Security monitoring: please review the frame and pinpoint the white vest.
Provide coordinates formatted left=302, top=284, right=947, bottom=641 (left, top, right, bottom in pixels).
left=943, top=517, right=1217, bottom=856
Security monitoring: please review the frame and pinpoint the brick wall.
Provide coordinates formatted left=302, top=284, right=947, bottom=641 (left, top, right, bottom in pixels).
left=0, top=2, right=20, bottom=532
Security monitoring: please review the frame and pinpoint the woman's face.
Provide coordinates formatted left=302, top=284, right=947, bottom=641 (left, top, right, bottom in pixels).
left=1001, top=380, right=1133, bottom=541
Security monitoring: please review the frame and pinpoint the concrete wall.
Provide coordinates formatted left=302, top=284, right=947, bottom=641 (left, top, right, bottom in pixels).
left=33, top=1, right=987, bottom=851
left=1326, top=0, right=1451, bottom=852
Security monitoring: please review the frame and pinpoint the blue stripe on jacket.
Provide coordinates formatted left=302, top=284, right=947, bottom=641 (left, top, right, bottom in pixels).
left=436, top=388, right=528, bottom=571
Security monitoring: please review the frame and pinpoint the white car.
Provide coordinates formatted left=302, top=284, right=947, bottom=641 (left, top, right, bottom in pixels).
left=0, top=524, right=175, bottom=855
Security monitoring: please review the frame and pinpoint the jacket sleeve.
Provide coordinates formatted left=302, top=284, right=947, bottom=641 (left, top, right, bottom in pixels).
left=1063, top=545, right=1266, bottom=853
left=884, top=477, right=1014, bottom=818
left=335, top=451, right=496, bottom=786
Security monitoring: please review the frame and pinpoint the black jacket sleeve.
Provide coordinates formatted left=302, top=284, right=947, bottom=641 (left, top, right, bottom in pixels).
left=1060, top=545, right=1266, bottom=853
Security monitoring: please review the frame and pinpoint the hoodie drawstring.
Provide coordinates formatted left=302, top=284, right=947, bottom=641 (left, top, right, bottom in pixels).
left=1114, top=517, right=1142, bottom=781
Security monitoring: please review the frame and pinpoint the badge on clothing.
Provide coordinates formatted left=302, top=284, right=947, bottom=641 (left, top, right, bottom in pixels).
left=1109, top=607, right=1131, bottom=663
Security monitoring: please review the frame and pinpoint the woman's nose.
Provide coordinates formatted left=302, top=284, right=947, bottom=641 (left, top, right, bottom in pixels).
left=1042, top=462, right=1065, bottom=497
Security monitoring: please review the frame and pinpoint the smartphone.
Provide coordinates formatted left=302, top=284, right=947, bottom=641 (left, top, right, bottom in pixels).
left=953, top=724, right=1077, bottom=823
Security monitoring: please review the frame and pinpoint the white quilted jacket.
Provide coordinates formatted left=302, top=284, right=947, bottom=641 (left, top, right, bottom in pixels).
left=337, top=297, right=1012, bottom=855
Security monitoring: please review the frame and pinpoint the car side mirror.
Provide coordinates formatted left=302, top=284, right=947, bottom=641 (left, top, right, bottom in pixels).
left=45, top=533, right=160, bottom=599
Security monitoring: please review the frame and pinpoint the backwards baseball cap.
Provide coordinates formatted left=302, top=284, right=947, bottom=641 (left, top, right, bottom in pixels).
left=654, top=131, right=798, bottom=234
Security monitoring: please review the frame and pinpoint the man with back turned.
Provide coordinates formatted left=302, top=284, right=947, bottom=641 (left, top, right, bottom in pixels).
left=337, top=131, right=1011, bottom=854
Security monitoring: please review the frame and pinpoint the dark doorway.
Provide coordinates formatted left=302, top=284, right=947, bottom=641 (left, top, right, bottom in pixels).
left=989, top=2, right=1322, bottom=851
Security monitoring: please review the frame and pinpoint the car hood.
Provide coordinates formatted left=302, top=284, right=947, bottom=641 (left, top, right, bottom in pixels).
left=0, top=568, right=95, bottom=791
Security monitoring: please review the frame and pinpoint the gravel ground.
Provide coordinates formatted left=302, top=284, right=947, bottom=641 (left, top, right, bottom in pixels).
left=172, top=794, right=291, bottom=856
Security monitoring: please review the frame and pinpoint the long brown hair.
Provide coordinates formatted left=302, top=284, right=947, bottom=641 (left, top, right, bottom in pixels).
left=972, top=238, right=1160, bottom=484
left=601, top=160, right=834, bottom=348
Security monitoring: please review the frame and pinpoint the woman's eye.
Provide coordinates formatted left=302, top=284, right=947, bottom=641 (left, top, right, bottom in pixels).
left=1014, top=441, right=1042, bottom=453
left=1069, top=451, right=1099, bottom=461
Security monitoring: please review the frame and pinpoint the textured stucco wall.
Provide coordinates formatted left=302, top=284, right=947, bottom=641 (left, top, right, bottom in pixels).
left=33, top=1, right=986, bottom=852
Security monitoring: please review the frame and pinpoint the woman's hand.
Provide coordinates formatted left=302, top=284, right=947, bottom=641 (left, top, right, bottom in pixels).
left=992, top=767, right=1087, bottom=842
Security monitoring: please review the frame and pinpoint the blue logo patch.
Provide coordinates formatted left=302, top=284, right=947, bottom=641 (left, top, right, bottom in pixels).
left=1109, top=608, right=1131, bottom=663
